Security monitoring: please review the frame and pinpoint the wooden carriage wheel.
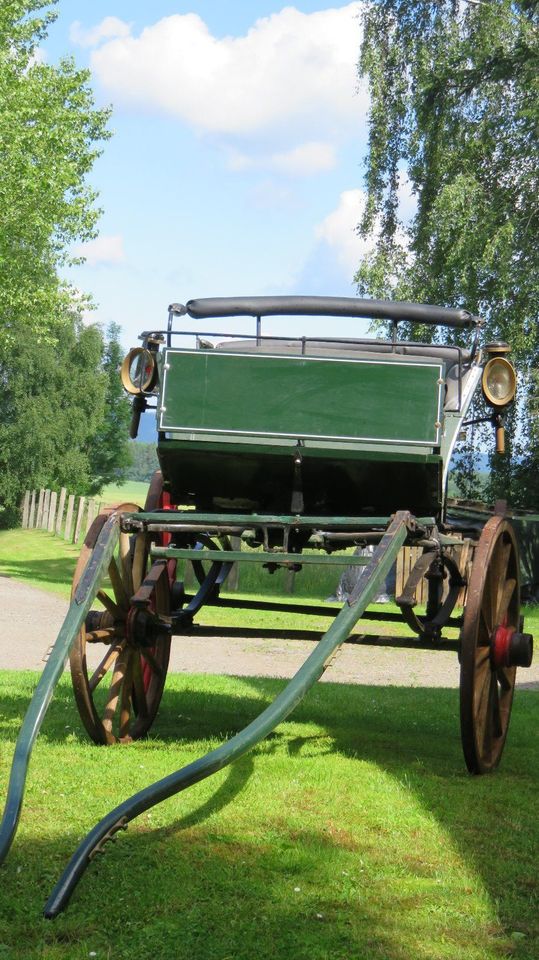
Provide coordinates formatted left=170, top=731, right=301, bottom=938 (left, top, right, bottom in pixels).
left=70, top=481, right=173, bottom=744
left=459, top=515, right=531, bottom=774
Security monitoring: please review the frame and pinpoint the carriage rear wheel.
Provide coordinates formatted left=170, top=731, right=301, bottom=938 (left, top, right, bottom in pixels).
left=459, top=516, right=530, bottom=774
left=69, top=483, right=173, bottom=744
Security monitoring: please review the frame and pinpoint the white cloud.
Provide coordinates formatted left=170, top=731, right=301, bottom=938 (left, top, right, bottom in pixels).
left=315, top=189, right=371, bottom=271
left=227, top=141, right=337, bottom=176
left=73, top=234, right=126, bottom=267
left=314, top=179, right=415, bottom=275
left=70, top=17, right=132, bottom=48
left=29, top=47, right=47, bottom=66
left=82, top=5, right=364, bottom=141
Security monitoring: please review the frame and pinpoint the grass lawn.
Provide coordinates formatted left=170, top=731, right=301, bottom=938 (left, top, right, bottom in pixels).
left=0, top=529, right=537, bottom=957
left=99, top=480, right=151, bottom=507
left=0, top=671, right=538, bottom=960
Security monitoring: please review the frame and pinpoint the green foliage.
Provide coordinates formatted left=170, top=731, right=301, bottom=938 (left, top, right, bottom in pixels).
left=127, top=441, right=160, bottom=483
left=0, top=1, right=111, bottom=346
left=0, top=2, right=112, bottom=525
left=357, top=1, right=539, bottom=507
left=0, top=317, right=107, bottom=526
left=87, top=323, right=133, bottom=494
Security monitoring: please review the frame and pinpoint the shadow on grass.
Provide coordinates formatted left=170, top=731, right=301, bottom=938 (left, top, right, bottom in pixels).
left=0, top=818, right=492, bottom=960
left=0, top=557, right=77, bottom=590
left=1, top=675, right=537, bottom=955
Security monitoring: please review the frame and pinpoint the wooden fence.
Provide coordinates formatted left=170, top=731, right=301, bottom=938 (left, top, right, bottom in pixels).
left=20, top=489, right=474, bottom=602
left=21, top=488, right=101, bottom=544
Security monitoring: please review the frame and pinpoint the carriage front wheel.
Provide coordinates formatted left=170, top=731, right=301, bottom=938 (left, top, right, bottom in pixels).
left=69, top=494, right=172, bottom=744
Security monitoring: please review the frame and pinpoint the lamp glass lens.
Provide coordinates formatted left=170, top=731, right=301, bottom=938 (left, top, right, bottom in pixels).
left=129, top=350, right=153, bottom=390
left=486, top=360, right=513, bottom=402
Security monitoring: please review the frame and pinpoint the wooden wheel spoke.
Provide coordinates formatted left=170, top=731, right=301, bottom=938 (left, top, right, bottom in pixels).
left=479, top=604, right=492, bottom=642
left=119, top=653, right=135, bottom=738
left=496, top=540, right=512, bottom=581
left=498, top=666, right=513, bottom=692
left=139, top=647, right=164, bottom=679
left=85, top=626, right=123, bottom=645
left=96, top=589, right=122, bottom=620
left=119, top=531, right=135, bottom=596
left=131, top=653, right=149, bottom=719
left=103, top=649, right=129, bottom=733
left=132, top=535, right=148, bottom=593
left=490, top=675, right=503, bottom=740
left=108, top=558, right=131, bottom=610
left=89, top=641, right=126, bottom=692
left=492, top=541, right=510, bottom=609
left=475, top=646, right=491, bottom=672
left=474, top=661, right=492, bottom=718
left=495, top=578, right=516, bottom=626
left=482, top=570, right=495, bottom=633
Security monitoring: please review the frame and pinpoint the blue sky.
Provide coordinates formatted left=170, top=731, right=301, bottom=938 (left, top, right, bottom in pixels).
left=43, top=1, right=381, bottom=347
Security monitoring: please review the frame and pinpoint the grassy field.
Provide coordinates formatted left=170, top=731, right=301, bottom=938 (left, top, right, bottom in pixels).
left=0, top=526, right=343, bottom=605
left=0, top=527, right=537, bottom=957
left=0, top=671, right=538, bottom=960
left=99, top=480, right=151, bottom=507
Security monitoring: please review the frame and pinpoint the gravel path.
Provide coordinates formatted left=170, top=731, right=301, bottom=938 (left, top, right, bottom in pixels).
left=1, top=576, right=537, bottom=689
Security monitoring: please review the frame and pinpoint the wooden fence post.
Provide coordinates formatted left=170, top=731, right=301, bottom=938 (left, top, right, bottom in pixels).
left=28, top=490, right=36, bottom=529
left=36, top=489, right=45, bottom=529
left=41, top=489, right=51, bottom=530
left=55, top=488, right=67, bottom=536
left=47, top=491, right=57, bottom=532
left=21, top=491, right=30, bottom=528
left=64, top=495, right=75, bottom=542
left=73, top=497, right=86, bottom=543
left=86, top=498, right=98, bottom=534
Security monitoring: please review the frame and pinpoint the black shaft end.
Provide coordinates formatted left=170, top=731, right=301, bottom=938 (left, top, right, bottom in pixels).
left=509, top=632, right=533, bottom=668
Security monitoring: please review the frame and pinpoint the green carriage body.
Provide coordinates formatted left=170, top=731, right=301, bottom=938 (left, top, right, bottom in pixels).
left=155, top=298, right=481, bottom=521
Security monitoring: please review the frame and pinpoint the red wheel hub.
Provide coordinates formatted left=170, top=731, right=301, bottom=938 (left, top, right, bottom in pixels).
left=491, top=617, right=533, bottom=669
left=491, top=620, right=514, bottom=669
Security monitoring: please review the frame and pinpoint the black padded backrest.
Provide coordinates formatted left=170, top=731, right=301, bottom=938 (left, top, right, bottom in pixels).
left=214, top=337, right=471, bottom=365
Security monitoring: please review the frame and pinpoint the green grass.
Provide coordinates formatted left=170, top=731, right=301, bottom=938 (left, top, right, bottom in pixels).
left=100, top=480, right=151, bottom=507
left=0, top=671, right=537, bottom=959
left=0, top=527, right=344, bottom=606
left=0, top=529, right=81, bottom=598
left=0, top=530, right=538, bottom=956
left=2, top=528, right=539, bottom=638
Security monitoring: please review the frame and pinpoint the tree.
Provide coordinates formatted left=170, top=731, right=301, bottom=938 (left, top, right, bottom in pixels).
left=0, top=319, right=106, bottom=526
left=0, top=1, right=112, bottom=525
left=356, top=0, right=539, bottom=506
left=87, top=324, right=133, bottom=495
left=127, top=443, right=160, bottom=484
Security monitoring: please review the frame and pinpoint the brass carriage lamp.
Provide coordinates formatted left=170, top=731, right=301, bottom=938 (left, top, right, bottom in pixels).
left=481, top=342, right=517, bottom=454
left=120, top=346, right=159, bottom=438
left=120, top=346, right=158, bottom=395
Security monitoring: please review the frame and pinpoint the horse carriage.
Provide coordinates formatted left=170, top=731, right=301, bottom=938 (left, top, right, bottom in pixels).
left=0, top=296, right=533, bottom=916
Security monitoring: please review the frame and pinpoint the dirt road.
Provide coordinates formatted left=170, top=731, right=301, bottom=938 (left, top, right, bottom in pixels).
left=1, top=575, right=537, bottom=689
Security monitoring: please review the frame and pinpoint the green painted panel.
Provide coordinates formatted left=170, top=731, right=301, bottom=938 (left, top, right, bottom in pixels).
left=160, top=349, right=443, bottom=445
